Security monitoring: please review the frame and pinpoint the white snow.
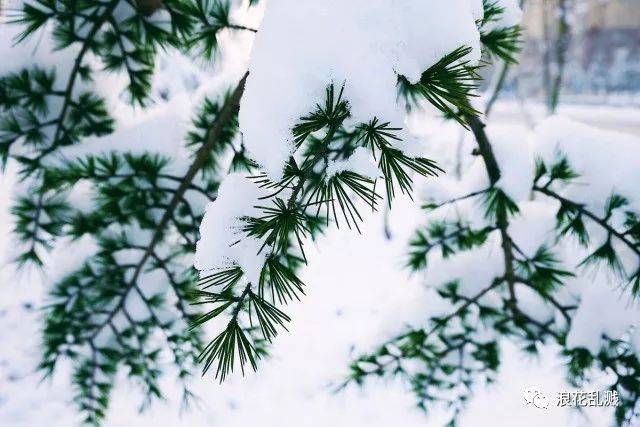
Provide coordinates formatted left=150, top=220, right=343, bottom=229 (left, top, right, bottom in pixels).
left=410, top=114, right=640, bottom=362
left=239, top=0, right=484, bottom=179
left=1, top=108, right=635, bottom=427
left=194, top=173, right=269, bottom=285
left=490, top=124, right=534, bottom=202
left=566, top=283, right=639, bottom=354
left=1, top=0, right=638, bottom=425
left=535, top=116, right=640, bottom=212
left=325, top=147, right=379, bottom=180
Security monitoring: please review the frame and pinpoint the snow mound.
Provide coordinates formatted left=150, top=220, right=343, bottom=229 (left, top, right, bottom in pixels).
left=535, top=116, right=640, bottom=212
left=194, top=173, right=268, bottom=285
left=567, top=283, right=639, bottom=354
left=239, top=0, right=484, bottom=179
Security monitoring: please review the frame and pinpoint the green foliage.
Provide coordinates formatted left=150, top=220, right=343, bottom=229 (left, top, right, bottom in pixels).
left=407, top=220, right=495, bottom=271
left=347, top=8, right=640, bottom=423
left=34, top=85, right=248, bottom=423
left=199, top=312, right=259, bottom=380
left=0, top=66, right=114, bottom=175
left=483, top=186, right=519, bottom=224
left=346, top=285, right=501, bottom=424
left=514, top=246, right=574, bottom=295
left=478, top=0, right=505, bottom=27
left=351, top=154, right=640, bottom=422
left=11, top=193, right=70, bottom=265
left=1, top=0, right=256, bottom=268
left=305, top=171, right=379, bottom=232
left=535, top=158, right=640, bottom=296
left=480, top=26, right=522, bottom=63
left=183, top=0, right=258, bottom=60
left=566, top=339, right=640, bottom=426
left=193, top=83, right=443, bottom=381
left=1, top=1, right=535, bottom=425
left=292, top=84, right=351, bottom=147
left=478, top=0, right=522, bottom=63
left=397, top=46, right=481, bottom=125
left=357, top=118, right=443, bottom=205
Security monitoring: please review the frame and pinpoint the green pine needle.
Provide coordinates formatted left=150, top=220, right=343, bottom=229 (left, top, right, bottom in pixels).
left=397, top=46, right=481, bottom=126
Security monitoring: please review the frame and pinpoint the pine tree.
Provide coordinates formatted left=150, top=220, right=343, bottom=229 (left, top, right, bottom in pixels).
left=2, top=1, right=258, bottom=424
left=1, top=0, right=505, bottom=424
left=345, top=3, right=640, bottom=426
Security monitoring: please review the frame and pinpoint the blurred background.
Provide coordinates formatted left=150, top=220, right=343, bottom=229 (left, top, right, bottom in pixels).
left=484, top=0, right=640, bottom=134
left=517, top=0, right=639, bottom=103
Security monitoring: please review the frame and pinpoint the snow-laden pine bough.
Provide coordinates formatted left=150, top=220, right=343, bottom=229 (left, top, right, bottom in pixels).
left=191, top=0, right=523, bottom=382
left=2, top=0, right=261, bottom=423
left=3, top=0, right=606, bottom=424
left=346, top=102, right=640, bottom=426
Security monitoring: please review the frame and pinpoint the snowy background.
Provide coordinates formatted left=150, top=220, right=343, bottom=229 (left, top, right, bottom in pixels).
left=1, top=0, right=640, bottom=426
left=2, top=106, right=638, bottom=427
left=1, top=160, right=630, bottom=427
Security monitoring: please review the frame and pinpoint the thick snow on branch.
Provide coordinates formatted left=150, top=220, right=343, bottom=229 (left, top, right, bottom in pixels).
left=536, top=116, right=640, bottom=212
left=194, top=173, right=269, bottom=285
left=567, top=283, right=638, bottom=354
left=418, top=116, right=640, bottom=357
left=240, top=0, right=485, bottom=179
left=195, top=1, right=491, bottom=279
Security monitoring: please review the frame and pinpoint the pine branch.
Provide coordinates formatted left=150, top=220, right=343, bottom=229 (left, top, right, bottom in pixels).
left=38, top=72, right=248, bottom=423
left=514, top=276, right=574, bottom=323
left=88, top=71, right=248, bottom=342
left=182, top=0, right=258, bottom=59
left=534, top=185, right=640, bottom=294
left=421, top=188, right=489, bottom=211
left=465, top=112, right=525, bottom=335
left=408, top=222, right=496, bottom=271
left=398, top=46, right=481, bottom=127
left=196, top=85, right=349, bottom=380
left=464, top=113, right=501, bottom=184
left=39, top=1, right=119, bottom=162
left=481, top=25, right=522, bottom=63
left=348, top=5, right=640, bottom=424
left=346, top=278, right=504, bottom=396
left=534, top=186, right=640, bottom=259
left=195, top=81, right=443, bottom=380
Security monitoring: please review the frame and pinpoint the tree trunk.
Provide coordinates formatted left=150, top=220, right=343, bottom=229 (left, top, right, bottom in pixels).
left=549, top=0, right=571, bottom=113
left=542, top=1, right=553, bottom=111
